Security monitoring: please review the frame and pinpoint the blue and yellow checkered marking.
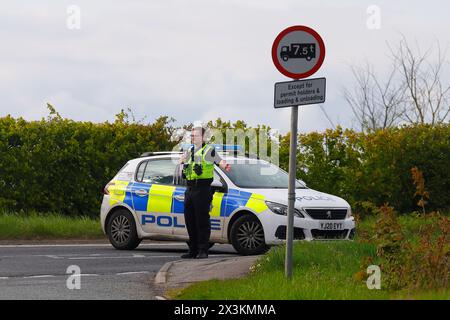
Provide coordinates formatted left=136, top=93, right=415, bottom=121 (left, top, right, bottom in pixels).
left=219, top=189, right=268, bottom=217
left=117, top=182, right=268, bottom=217
left=108, top=180, right=133, bottom=207
left=130, top=182, right=151, bottom=211
left=172, top=187, right=186, bottom=214
left=147, top=184, right=176, bottom=213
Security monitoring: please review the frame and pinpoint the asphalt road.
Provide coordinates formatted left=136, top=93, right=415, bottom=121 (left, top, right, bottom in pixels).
left=0, top=241, right=237, bottom=300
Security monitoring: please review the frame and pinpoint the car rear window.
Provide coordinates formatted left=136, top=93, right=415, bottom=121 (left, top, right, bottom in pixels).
left=136, top=159, right=177, bottom=185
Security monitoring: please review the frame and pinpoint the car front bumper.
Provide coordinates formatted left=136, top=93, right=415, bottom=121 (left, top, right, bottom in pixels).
left=257, top=210, right=356, bottom=244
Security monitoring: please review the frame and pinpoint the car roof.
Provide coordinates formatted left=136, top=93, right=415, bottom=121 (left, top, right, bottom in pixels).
left=129, top=153, right=264, bottom=163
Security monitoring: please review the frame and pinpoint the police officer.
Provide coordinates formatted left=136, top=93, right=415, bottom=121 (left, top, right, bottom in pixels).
left=180, top=126, right=230, bottom=259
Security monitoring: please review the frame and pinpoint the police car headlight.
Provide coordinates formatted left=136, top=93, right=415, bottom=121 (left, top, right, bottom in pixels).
left=265, top=201, right=304, bottom=218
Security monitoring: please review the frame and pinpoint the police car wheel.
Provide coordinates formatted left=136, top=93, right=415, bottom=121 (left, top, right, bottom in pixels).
left=230, top=215, right=267, bottom=255
left=107, top=209, right=141, bottom=250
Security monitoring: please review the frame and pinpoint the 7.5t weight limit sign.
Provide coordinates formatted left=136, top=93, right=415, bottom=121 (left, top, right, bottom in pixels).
left=272, top=25, right=325, bottom=79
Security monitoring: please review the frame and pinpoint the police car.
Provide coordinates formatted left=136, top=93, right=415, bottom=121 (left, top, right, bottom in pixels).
left=100, top=145, right=355, bottom=255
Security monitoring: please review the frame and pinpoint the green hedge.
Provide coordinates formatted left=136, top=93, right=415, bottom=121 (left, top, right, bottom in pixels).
left=289, top=124, right=450, bottom=214
left=0, top=113, right=175, bottom=216
left=0, top=112, right=448, bottom=217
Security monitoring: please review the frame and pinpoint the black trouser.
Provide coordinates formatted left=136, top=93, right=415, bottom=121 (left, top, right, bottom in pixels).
left=184, top=184, right=212, bottom=252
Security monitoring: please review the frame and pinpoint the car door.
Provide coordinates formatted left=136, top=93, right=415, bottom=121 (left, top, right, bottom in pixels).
left=209, top=171, right=227, bottom=240
left=131, top=158, right=177, bottom=235
left=172, top=168, right=227, bottom=241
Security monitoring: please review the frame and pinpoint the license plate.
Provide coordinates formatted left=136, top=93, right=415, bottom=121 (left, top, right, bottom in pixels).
left=319, top=222, right=344, bottom=230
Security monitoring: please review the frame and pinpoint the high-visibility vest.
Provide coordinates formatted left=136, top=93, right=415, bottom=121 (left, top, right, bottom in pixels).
left=183, top=144, right=214, bottom=180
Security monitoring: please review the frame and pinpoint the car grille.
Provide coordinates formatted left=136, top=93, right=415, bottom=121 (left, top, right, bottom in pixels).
left=275, top=226, right=305, bottom=240
left=311, top=229, right=349, bottom=240
left=305, top=209, right=348, bottom=220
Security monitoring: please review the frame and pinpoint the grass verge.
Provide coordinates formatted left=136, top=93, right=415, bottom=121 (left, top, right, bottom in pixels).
left=356, top=213, right=440, bottom=243
left=172, top=241, right=388, bottom=299
left=173, top=241, right=449, bottom=300
left=172, top=214, right=449, bottom=300
left=0, top=211, right=103, bottom=240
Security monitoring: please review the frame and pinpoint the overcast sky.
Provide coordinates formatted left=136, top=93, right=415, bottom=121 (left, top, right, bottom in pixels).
left=1, top=0, right=449, bottom=133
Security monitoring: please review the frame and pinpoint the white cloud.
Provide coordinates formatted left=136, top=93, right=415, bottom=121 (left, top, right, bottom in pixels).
left=0, top=0, right=448, bottom=133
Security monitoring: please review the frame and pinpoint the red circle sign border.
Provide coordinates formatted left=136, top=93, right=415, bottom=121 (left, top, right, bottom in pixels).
left=271, top=25, right=326, bottom=79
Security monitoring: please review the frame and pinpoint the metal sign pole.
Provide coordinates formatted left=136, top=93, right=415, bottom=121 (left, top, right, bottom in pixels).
left=272, top=25, right=325, bottom=279
left=285, top=105, right=298, bottom=279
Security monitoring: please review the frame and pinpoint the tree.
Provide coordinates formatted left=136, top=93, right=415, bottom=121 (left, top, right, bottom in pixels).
left=392, top=37, right=450, bottom=125
left=343, top=61, right=405, bottom=132
left=345, top=37, right=450, bottom=131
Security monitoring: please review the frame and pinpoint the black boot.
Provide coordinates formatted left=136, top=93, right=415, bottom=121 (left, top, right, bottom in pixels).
left=181, top=250, right=197, bottom=259
left=197, top=250, right=208, bottom=259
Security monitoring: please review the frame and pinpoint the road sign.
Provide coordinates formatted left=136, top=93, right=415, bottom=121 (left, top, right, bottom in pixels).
left=274, top=78, right=326, bottom=108
left=272, top=25, right=325, bottom=79
left=271, top=26, right=326, bottom=280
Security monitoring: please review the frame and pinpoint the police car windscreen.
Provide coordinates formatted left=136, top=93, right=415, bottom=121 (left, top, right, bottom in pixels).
left=223, top=161, right=305, bottom=189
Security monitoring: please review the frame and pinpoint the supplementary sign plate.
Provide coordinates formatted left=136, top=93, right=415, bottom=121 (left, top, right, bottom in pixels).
left=274, top=77, right=326, bottom=108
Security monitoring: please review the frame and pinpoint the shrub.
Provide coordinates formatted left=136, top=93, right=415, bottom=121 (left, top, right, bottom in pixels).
left=356, top=169, right=449, bottom=291
left=295, top=124, right=450, bottom=213
left=0, top=110, right=176, bottom=216
left=370, top=208, right=449, bottom=291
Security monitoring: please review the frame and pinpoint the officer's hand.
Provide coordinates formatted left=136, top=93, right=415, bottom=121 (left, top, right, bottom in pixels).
left=219, top=160, right=231, bottom=172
